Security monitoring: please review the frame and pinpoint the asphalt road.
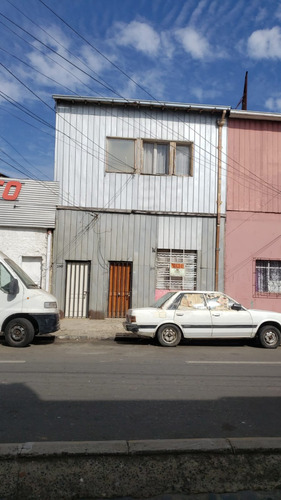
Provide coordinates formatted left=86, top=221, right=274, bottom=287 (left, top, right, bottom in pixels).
left=1, top=336, right=281, bottom=443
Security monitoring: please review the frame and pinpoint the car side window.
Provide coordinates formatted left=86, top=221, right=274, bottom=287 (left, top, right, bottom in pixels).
left=178, top=293, right=206, bottom=310
left=0, top=262, right=13, bottom=294
left=206, top=293, right=231, bottom=311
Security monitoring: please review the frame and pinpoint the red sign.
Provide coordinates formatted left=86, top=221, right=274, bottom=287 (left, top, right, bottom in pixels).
left=0, top=180, right=22, bottom=201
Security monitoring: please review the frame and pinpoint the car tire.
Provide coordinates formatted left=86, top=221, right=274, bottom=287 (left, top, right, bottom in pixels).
left=4, top=318, right=35, bottom=348
left=157, top=324, right=181, bottom=347
left=259, top=325, right=280, bottom=349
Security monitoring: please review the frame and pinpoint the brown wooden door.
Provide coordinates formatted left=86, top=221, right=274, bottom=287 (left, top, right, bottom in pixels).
left=108, top=262, right=132, bottom=318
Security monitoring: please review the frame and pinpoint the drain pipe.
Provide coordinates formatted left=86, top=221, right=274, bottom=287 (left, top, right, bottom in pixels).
left=215, top=110, right=226, bottom=291
left=45, top=229, right=52, bottom=292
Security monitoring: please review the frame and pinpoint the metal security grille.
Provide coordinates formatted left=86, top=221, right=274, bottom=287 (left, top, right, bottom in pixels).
left=156, top=250, right=197, bottom=290
left=65, top=261, right=90, bottom=318
left=256, top=260, right=281, bottom=294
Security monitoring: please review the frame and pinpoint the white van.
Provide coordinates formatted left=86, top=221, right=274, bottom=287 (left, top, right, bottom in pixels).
left=0, top=251, right=59, bottom=347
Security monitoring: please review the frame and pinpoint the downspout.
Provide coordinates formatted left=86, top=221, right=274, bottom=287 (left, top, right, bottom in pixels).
left=45, top=229, right=52, bottom=292
left=215, top=110, right=226, bottom=291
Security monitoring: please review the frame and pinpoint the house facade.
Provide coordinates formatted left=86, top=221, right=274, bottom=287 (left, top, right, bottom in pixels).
left=225, top=110, right=281, bottom=311
left=52, top=97, right=229, bottom=318
left=0, top=177, right=59, bottom=291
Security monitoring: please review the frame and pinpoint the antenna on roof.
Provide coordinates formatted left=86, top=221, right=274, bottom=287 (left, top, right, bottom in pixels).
left=235, top=71, right=248, bottom=110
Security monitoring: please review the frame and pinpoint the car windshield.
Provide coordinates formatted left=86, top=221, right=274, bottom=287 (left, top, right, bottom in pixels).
left=5, top=258, right=39, bottom=289
left=151, top=292, right=176, bottom=308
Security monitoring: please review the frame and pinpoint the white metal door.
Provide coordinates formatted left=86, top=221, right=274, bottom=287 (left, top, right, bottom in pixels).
left=65, top=261, right=90, bottom=318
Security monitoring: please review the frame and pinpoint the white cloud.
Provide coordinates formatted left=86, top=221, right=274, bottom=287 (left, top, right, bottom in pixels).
left=114, top=21, right=161, bottom=57
left=265, top=96, right=281, bottom=112
left=248, top=27, right=281, bottom=58
left=175, top=27, right=210, bottom=60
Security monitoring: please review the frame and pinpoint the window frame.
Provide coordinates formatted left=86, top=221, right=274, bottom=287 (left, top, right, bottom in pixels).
left=156, top=249, right=197, bottom=290
left=106, top=137, right=136, bottom=174
left=141, top=139, right=193, bottom=177
left=105, top=137, right=193, bottom=177
left=254, top=258, right=281, bottom=296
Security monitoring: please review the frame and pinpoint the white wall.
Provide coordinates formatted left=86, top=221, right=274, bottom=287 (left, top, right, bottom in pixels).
left=1, top=227, right=49, bottom=290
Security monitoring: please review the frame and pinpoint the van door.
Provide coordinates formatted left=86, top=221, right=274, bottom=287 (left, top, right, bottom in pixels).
left=0, top=261, right=23, bottom=325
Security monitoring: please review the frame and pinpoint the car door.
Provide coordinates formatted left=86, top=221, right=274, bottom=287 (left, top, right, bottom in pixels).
left=205, top=292, right=253, bottom=338
left=173, top=292, right=212, bottom=338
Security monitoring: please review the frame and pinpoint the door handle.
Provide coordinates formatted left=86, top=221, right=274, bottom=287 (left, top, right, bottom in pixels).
left=212, top=313, right=220, bottom=317
left=176, top=312, right=184, bottom=316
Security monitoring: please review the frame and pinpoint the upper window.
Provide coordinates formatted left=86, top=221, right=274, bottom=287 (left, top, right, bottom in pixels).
left=106, top=138, right=193, bottom=176
left=142, top=141, right=192, bottom=176
left=256, top=260, right=281, bottom=294
left=107, top=138, right=135, bottom=173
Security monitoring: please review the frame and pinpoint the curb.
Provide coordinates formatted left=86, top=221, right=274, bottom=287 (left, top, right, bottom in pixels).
left=1, top=438, right=281, bottom=499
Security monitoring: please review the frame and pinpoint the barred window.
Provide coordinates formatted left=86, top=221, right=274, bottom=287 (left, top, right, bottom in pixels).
left=156, top=250, right=197, bottom=290
left=256, top=260, right=281, bottom=294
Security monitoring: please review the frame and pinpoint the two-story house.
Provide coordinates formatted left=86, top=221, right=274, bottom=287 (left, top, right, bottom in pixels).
left=52, top=97, right=230, bottom=318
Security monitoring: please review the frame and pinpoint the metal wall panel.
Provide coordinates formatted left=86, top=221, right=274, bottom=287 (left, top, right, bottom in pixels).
left=0, top=178, right=59, bottom=228
left=55, top=104, right=227, bottom=215
left=53, top=209, right=221, bottom=317
left=227, top=119, right=281, bottom=212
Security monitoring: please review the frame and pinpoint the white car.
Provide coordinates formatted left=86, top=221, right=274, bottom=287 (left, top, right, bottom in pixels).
left=124, top=291, right=281, bottom=348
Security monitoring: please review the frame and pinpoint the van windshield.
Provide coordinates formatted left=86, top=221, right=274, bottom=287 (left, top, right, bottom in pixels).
left=5, top=258, right=39, bottom=289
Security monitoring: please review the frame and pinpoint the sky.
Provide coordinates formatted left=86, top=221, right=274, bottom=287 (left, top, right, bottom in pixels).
left=1, top=0, right=281, bottom=181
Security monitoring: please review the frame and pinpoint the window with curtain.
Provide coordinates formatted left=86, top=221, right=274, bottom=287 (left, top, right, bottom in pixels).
left=142, top=141, right=192, bottom=176
left=256, top=260, right=281, bottom=294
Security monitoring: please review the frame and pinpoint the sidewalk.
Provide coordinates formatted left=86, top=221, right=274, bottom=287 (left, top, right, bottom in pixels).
left=55, top=317, right=133, bottom=341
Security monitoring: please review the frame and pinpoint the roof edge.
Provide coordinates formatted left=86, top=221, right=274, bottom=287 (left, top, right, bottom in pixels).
left=230, top=109, right=281, bottom=121
left=52, top=95, right=231, bottom=113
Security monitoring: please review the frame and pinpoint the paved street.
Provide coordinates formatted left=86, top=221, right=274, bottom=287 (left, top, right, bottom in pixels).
left=1, top=336, right=281, bottom=443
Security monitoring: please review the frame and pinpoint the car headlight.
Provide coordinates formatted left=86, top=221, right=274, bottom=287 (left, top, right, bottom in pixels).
left=44, top=301, right=57, bottom=308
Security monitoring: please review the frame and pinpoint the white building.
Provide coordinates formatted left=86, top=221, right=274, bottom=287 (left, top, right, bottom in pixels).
left=53, top=97, right=229, bottom=318
left=0, top=177, right=59, bottom=291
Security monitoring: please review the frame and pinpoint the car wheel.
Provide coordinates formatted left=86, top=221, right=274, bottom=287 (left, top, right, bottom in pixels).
left=259, top=325, right=280, bottom=349
left=157, top=324, right=181, bottom=347
left=4, top=318, right=35, bottom=348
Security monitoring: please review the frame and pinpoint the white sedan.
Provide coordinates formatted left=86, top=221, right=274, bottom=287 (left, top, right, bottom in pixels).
left=124, top=291, right=281, bottom=348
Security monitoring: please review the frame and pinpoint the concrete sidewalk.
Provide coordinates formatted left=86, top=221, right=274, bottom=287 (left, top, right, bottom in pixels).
left=55, top=317, right=132, bottom=341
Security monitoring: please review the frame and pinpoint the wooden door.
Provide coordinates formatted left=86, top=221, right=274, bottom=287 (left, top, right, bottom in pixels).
left=108, top=262, right=132, bottom=318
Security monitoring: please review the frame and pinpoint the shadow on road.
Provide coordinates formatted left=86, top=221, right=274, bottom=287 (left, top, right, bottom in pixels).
left=1, top=381, right=281, bottom=443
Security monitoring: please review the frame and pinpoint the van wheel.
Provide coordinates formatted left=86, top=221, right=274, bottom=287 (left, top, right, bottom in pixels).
left=259, top=325, right=280, bottom=349
left=157, top=324, right=181, bottom=347
left=4, top=318, right=35, bottom=348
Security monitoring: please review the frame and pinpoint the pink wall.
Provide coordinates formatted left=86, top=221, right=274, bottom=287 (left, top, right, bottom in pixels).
left=225, top=212, right=281, bottom=311
left=225, top=118, right=281, bottom=312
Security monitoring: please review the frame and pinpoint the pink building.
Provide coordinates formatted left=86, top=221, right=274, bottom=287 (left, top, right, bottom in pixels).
left=225, top=110, right=281, bottom=312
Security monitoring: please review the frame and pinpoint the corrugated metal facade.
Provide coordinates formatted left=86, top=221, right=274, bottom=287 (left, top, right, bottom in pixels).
left=0, top=178, right=59, bottom=228
left=53, top=98, right=228, bottom=317
left=53, top=210, right=224, bottom=316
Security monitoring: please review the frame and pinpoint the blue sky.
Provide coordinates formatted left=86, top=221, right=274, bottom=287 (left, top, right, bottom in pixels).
left=1, top=0, right=281, bottom=181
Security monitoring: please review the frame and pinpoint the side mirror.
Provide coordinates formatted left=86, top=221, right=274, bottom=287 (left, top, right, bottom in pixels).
left=9, top=278, right=19, bottom=295
left=231, top=303, right=242, bottom=311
